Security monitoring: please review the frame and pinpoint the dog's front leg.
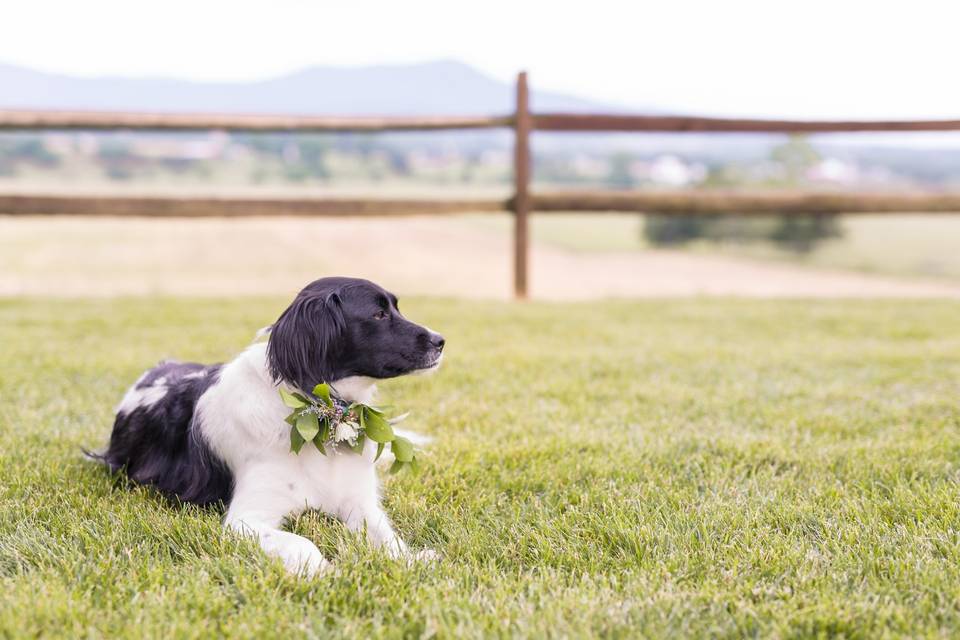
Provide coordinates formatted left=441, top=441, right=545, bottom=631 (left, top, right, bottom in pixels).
left=340, top=499, right=409, bottom=558
left=225, top=514, right=329, bottom=576
left=339, top=496, right=437, bottom=562
left=224, top=475, right=329, bottom=576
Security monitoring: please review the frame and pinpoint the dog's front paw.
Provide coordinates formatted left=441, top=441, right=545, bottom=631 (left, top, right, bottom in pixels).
left=280, top=537, right=331, bottom=577
left=297, top=552, right=332, bottom=578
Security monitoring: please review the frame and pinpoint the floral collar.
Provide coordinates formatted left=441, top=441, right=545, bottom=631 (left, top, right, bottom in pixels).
left=279, top=383, right=417, bottom=472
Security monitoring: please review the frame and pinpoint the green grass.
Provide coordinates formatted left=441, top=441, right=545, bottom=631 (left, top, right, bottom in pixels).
left=2, top=297, right=960, bottom=638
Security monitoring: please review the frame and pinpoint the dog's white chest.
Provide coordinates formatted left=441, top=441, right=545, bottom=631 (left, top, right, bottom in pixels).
left=283, top=444, right=380, bottom=515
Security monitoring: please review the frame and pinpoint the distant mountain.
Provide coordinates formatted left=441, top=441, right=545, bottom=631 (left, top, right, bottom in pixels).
left=0, top=60, right=628, bottom=115
left=7, top=60, right=949, bottom=157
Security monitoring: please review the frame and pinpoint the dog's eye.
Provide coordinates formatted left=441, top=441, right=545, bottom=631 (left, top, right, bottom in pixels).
left=373, top=310, right=388, bottom=320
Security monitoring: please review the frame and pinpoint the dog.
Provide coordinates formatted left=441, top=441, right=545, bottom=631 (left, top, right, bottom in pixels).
left=89, top=277, right=444, bottom=575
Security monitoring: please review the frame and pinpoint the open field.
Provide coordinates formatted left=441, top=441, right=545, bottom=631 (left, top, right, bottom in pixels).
left=3, top=214, right=960, bottom=299
left=473, top=213, right=960, bottom=281
left=2, top=297, right=960, bottom=637
left=710, top=215, right=960, bottom=281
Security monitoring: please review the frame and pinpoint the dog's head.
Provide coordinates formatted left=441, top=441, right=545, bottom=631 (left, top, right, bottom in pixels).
left=267, top=277, right=444, bottom=391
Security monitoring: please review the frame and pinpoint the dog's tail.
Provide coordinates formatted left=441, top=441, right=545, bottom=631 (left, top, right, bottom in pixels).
left=80, top=446, right=113, bottom=467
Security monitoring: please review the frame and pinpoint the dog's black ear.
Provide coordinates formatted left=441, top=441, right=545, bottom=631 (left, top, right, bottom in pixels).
left=267, top=292, right=345, bottom=391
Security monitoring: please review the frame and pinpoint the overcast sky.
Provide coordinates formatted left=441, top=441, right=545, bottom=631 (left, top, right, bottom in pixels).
left=2, top=0, right=959, bottom=119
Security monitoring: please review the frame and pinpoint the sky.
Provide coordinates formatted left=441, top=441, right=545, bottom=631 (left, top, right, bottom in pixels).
left=2, top=0, right=960, bottom=119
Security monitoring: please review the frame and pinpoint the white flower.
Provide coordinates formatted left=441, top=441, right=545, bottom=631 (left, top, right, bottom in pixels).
left=334, top=420, right=359, bottom=444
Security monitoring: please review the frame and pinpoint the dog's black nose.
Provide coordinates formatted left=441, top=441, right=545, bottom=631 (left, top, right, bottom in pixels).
left=430, top=333, right=446, bottom=351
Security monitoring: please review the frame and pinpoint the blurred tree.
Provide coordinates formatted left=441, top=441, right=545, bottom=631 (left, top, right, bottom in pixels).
left=770, top=215, right=842, bottom=252
left=770, top=134, right=820, bottom=185
left=98, top=141, right=137, bottom=180
left=0, top=135, right=60, bottom=175
left=298, top=138, right=330, bottom=179
left=607, top=152, right=635, bottom=189
left=643, top=215, right=705, bottom=245
left=767, top=135, right=841, bottom=251
left=644, top=135, right=842, bottom=253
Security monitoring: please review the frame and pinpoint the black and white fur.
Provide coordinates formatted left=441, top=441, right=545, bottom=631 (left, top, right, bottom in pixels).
left=91, top=277, right=444, bottom=575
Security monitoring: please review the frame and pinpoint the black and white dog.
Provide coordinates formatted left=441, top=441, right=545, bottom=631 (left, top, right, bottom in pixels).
left=91, top=277, right=444, bottom=575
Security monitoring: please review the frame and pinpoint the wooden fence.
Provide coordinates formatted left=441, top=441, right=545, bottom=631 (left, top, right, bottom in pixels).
left=2, top=72, right=960, bottom=298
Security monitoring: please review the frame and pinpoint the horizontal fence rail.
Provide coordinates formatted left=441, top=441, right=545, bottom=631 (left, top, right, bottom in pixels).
left=533, top=113, right=960, bottom=133
left=1, top=71, right=959, bottom=297
left=0, top=110, right=513, bottom=132
left=6, top=191, right=959, bottom=219
left=5, top=110, right=960, bottom=135
left=0, top=194, right=507, bottom=217
left=532, top=191, right=960, bottom=215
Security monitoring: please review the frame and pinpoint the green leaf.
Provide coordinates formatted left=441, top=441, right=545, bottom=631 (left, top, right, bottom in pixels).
left=350, top=433, right=366, bottom=455
left=290, top=427, right=306, bottom=454
left=389, top=459, right=406, bottom=474
left=280, top=388, right=306, bottom=408
left=296, top=412, right=320, bottom=442
left=391, top=435, right=414, bottom=463
left=284, top=412, right=298, bottom=426
left=312, top=429, right=327, bottom=456
left=374, top=441, right=386, bottom=462
left=311, top=383, right=332, bottom=405
left=362, top=408, right=394, bottom=443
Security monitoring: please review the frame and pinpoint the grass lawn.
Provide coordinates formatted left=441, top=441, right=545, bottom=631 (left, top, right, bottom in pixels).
left=2, top=297, right=960, bottom=638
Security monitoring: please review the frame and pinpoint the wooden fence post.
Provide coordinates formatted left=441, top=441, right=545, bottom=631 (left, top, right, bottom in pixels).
left=512, top=71, right=531, bottom=299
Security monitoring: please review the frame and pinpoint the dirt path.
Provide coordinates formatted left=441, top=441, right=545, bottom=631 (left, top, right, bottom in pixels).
left=2, top=215, right=959, bottom=299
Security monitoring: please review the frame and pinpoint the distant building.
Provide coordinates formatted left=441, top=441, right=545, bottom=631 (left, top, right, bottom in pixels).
left=647, top=155, right=706, bottom=187
left=807, top=158, right=859, bottom=184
